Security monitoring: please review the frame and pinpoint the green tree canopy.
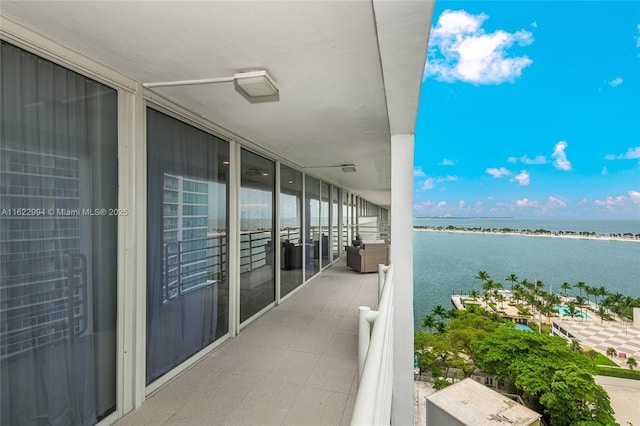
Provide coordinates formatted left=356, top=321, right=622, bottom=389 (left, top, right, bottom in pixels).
left=472, top=326, right=616, bottom=425
left=538, top=363, right=617, bottom=425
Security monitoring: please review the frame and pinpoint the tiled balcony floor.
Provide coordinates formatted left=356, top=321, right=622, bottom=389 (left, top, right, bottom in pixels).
left=116, top=260, right=379, bottom=426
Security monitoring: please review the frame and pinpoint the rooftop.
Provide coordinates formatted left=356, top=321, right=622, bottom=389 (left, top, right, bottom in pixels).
left=426, top=378, right=541, bottom=426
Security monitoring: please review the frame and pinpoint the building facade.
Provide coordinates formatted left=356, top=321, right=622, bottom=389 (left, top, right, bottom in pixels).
left=0, top=2, right=434, bottom=425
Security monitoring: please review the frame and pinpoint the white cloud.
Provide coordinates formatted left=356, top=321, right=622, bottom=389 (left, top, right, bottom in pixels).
left=438, top=158, right=455, bottom=166
left=601, top=167, right=608, bottom=176
left=552, top=141, right=572, bottom=171
left=531, top=21, right=538, bottom=28
left=425, top=9, right=534, bottom=85
left=486, top=167, right=512, bottom=178
left=507, top=156, right=518, bottom=164
left=516, top=198, right=538, bottom=207
left=547, top=196, right=567, bottom=208
left=437, top=201, right=447, bottom=208
left=512, top=170, right=530, bottom=186
left=514, top=196, right=566, bottom=213
left=414, top=167, right=427, bottom=177
left=519, top=154, right=548, bottom=165
left=592, top=191, right=640, bottom=215
left=604, top=146, right=640, bottom=160
left=458, top=200, right=466, bottom=208
left=422, top=178, right=435, bottom=190
left=436, top=175, right=459, bottom=182
left=595, top=196, right=627, bottom=207
left=414, top=200, right=434, bottom=210
left=608, top=77, right=623, bottom=88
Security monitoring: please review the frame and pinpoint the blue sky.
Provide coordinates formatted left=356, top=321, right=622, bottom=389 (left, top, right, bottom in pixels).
left=414, top=1, right=640, bottom=219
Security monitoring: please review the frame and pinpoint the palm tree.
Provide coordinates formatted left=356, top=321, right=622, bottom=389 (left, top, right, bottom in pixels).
left=432, top=305, right=449, bottom=322
left=533, top=280, right=544, bottom=293
left=496, top=293, right=506, bottom=310
left=567, top=301, right=578, bottom=321
left=540, top=300, right=555, bottom=326
left=475, top=270, right=490, bottom=288
left=469, top=289, right=479, bottom=300
left=606, top=347, right=617, bottom=359
left=422, top=314, right=436, bottom=333
left=575, top=281, right=586, bottom=299
left=627, top=357, right=637, bottom=370
left=560, top=282, right=572, bottom=298
left=575, top=296, right=587, bottom=321
left=595, top=286, right=607, bottom=307
left=570, top=339, right=582, bottom=352
left=586, top=349, right=598, bottom=360
left=597, top=306, right=607, bottom=323
left=505, top=273, right=519, bottom=290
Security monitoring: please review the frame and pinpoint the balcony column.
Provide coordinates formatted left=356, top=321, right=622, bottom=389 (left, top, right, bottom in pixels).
left=390, top=133, right=414, bottom=426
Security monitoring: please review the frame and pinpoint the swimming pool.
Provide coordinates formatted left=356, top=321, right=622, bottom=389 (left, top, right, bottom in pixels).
left=553, top=305, right=591, bottom=319
left=514, top=323, right=534, bottom=332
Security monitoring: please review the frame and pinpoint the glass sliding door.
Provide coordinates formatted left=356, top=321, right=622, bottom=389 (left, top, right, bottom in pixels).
left=279, top=165, right=303, bottom=297
left=331, top=186, right=339, bottom=261
left=1, top=42, right=118, bottom=424
left=320, top=182, right=330, bottom=268
left=146, top=108, right=229, bottom=384
left=239, top=149, right=275, bottom=323
left=304, top=176, right=320, bottom=280
left=343, top=190, right=349, bottom=250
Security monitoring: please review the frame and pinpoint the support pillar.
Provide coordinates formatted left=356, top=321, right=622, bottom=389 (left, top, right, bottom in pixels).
left=390, top=134, right=414, bottom=425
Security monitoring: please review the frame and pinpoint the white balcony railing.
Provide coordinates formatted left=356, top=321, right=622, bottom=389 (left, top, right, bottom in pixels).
left=351, top=264, right=394, bottom=426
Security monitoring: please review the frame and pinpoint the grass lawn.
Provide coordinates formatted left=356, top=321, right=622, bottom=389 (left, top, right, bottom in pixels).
left=593, top=354, right=618, bottom=367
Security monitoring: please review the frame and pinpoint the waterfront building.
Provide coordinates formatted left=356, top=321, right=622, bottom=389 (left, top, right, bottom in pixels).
left=0, top=2, right=434, bottom=425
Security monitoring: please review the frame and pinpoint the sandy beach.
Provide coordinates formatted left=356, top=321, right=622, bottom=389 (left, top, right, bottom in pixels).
left=414, top=227, right=640, bottom=243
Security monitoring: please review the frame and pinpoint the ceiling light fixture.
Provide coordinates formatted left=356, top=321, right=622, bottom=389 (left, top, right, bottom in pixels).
left=143, top=70, right=279, bottom=103
left=234, top=71, right=279, bottom=103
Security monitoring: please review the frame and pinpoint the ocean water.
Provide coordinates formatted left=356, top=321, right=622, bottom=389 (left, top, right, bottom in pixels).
left=413, top=219, right=640, bottom=325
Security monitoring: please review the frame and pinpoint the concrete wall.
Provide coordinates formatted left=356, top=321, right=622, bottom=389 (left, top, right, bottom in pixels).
left=426, top=401, right=464, bottom=426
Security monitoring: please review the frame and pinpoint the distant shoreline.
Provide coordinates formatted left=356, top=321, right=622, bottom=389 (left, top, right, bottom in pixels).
left=414, top=227, right=640, bottom=243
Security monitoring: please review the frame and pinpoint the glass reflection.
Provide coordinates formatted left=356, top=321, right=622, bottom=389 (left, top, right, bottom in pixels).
left=321, top=182, right=330, bottom=267
left=305, top=176, right=320, bottom=280
left=240, top=150, right=275, bottom=322
left=280, top=165, right=303, bottom=297
left=147, top=108, right=229, bottom=384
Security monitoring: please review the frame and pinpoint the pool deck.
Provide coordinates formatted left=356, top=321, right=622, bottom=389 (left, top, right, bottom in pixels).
left=553, top=319, right=640, bottom=367
left=452, top=293, right=640, bottom=366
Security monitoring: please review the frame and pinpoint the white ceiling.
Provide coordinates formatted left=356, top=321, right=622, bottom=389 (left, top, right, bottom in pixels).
left=0, top=1, right=433, bottom=207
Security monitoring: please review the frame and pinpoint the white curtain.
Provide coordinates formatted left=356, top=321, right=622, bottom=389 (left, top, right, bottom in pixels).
left=146, top=108, right=229, bottom=384
left=0, top=42, right=118, bottom=425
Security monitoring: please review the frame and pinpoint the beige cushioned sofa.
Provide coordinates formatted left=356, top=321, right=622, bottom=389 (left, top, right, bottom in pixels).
left=345, top=241, right=388, bottom=273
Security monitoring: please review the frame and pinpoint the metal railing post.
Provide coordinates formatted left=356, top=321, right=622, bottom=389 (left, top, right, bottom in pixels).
left=352, top=264, right=394, bottom=426
left=358, top=306, right=371, bottom=384
left=377, top=264, right=387, bottom=301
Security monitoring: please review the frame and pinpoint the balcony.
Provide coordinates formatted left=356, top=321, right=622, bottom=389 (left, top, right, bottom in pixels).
left=116, top=261, right=379, bottom=426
